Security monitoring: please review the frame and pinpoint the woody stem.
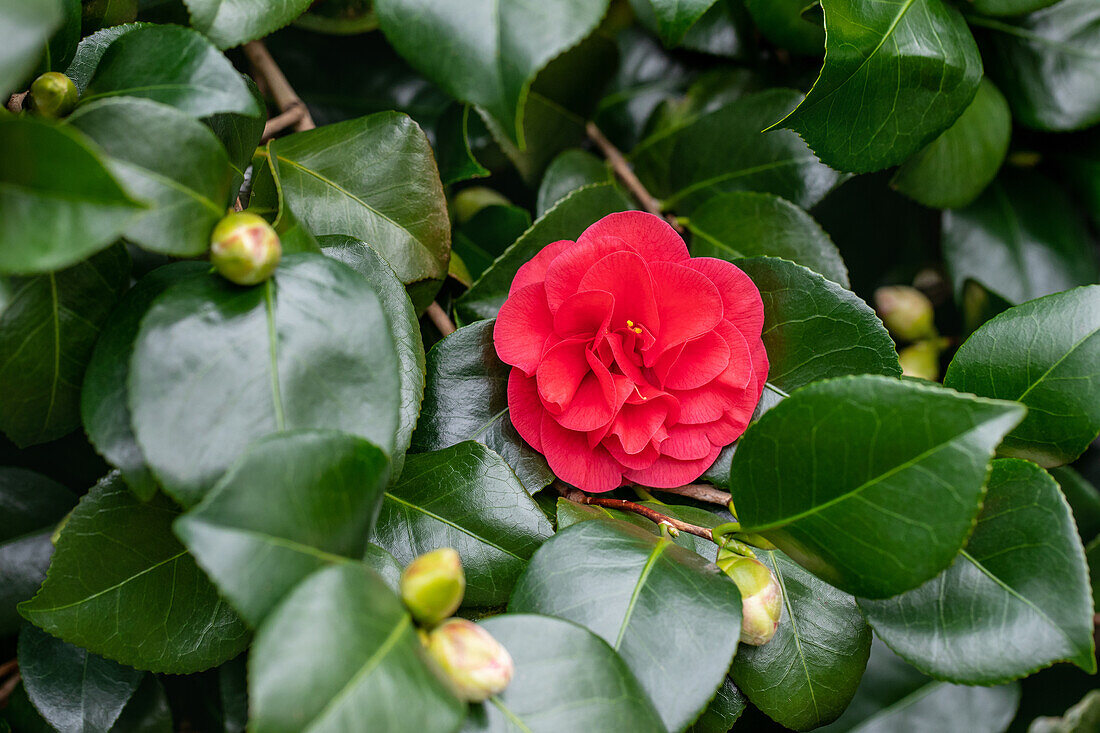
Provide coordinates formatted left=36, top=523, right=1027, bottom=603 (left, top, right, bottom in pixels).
left=243, top=40, right=315, bottom=133
left=426, top=302, right=456, bottom=336
left=560, top=486, right=716, bottom=542
left=642, top=483, right=732, bottom=506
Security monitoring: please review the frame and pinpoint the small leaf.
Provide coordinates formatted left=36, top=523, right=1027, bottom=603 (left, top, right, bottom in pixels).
left=371, top=442, right=553, bottom=607
left=509, top=519, right=742, bottom=732
left=731, top=375, right=1026, bottom=598
left=184, top=0, right=314, bottom=49
left=688, top=679, right=746, bottom=733
left=19, top=473, right=250, bottom=673
left=435, top=103, right=489, bottom=186
left=536, top=149, right=611, bottom=217
left=0, top=0, right=62, bottom=97
left=638, top=0, right=720, bottom=47
left=65, top=23, right=151, bottom=93
left=250, top=564, right=464, bottom=733
left=1052, top=466, right=1100, bottom=544
left=744, top=0, right=824, bottom=56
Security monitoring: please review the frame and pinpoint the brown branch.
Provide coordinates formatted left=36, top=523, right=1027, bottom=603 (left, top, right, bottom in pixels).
left=644, top=483, right=731, bottom=506
left=426, top=302, right=456, bottom=336
left=0, top=671, right=19, bottom=707
left=0, top=659, right=16, bottom=680
left=243, top=41, right=315, bottom=133
left=560, top=487, right=715, bottom=541
left=262, top=105, right=307, bottom=141
left=585, top=121, right=684, bottom=234
left=6, top=92, right=26, bottom=114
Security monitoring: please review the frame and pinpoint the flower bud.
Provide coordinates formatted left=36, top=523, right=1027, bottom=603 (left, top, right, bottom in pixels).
left=209, top=212, right=282, bottom=286
left=450, top=187, right=510, bottom=224
left=717, top=553, right=781, bottom=646
left=400, top=548, right=465, bottom=626
left=898, top=338, right=948, bottom=382
left=874, top=285, right=937, bottom=342
left=30, top=72, right=78, bottom=118
left=426, top=618, right=514, bottom=701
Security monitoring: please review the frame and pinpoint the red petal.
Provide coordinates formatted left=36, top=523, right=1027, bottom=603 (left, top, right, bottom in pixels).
left=713, top=320, right=753, bottom=391
left=672, top=384, right=737, bottom=424
left=510, top=239, right=574, bottom=295
left=507, top=369, right=544, bottom=452
left=604, top=435, right=660, bottom=470
left=579, top=251, right=660, bottom=335
left=624, top=446, right=721, bottom=488
left=556, top=374, right=616, bottom=432
left=654, top=329, right=731, bottom=391
left=660, top=423, right=715, bottom=461
left=645, top=261, right=722, bottom=365
left=688, top=257, right=764, bottom=339
left=578, top=211, right=689, bottom=263
left=535, top=339, right=589, bottom=411
left=554, top=289, right=615, bottom=339
left=541, top=415, right=623, bottom=492
left=610, top=400, right=671, bottom=454
left=543, top=237, right=626, bottom=311
left=749, top=338, right=770, bottom=395
left=494, top=282, right=554, bottom=375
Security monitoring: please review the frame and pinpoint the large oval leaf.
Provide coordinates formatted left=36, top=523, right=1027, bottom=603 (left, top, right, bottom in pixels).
left=777, top=0, right=982, bottom=173
left=744, top=0, right=824, bottom=56
left=371, top=442, right=553, bottom=607
left=509, top=519, right=742, bottom=732
left=860, top=459, right=1096, bottom=683
left=184, top=0, right=314, bottom=49
left=536, top=149, right=611, bottom=217
left=19, top=473, right=250, bottom=673
left=944, top=286, right=1100, bottom=467
left=0, top=0, right=61, bottom=97
left=130, top=253, right=402, bottom=506
left=731, top=375, right=1026, bottom=598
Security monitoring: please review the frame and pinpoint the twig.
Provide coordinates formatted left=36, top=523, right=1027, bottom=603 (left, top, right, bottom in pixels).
left=0, top=671, right=19, bottom=707
left=242, top=41, right=315, bottom=133
left=585, top=121, right=684, bottom=234
left=6, top=92, right=26, bottom=114
left=0, top=659, right=16, bottom=679
left=644, top=483, right=731, bottom=506
left=426, top=302, right=456, bottom=336
left=560, top=487, right=715, bottom=541
left=262, top=105, right=306, bottom=141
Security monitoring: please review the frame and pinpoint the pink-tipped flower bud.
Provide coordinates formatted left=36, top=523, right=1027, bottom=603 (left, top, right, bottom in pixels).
left=426, top=618, right=514, bottom=702
left=898, top=338, right=948, bottom=382
left=400, top=548, right=465, bottom=627
left=30, top=72, right=78, bottom=118
left=874, top=285, right=937, bottom=343
left=718, top=553, right=782, bottom=646
left=209, top=212, right=282, bottom=286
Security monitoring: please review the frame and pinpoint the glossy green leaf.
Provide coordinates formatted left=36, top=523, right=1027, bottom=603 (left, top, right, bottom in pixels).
left=372, top=442, right=553, bottom=607
left=969, top=0, right=1059, bottom=15
left=18, top=624, right=144, bottom=733
left=362, top=543, right=403, bottom=593
left=250, top=563, right=464, bottom=733
left=738, top=257, right=900, bottom=393
left=555, top=496, right=720, bottom=557
left=463, top=614, right=664, bottom=733
left=67, top=98, right=235, bottom=257
left=435, top=103, right=489, bottom=186
left=510, top=519, right=742, bottom=732
left=0, top=118, right=142, bottom=275
left=374, top=0, right=610, bottom=147
left=536, top=149, right=611, bottom=217
left=972, top=1, right=1100, bottom=131
left=688, top=192, right=849, bottom=287
left=205, top=77, right=267, bottom=189
left=266, top=112, right=450, bottom=310
left=944, top=286, right=1100, bottom=468
left=19, top=474, right=250, bottom=673
left=110, top=676, right=173, bottom=733
left=778, top=0, right=982, bottom=173
left=129, top=253, right=402, bottom=506
left=636, top=0, right=720, bottom=47
left=176, top=430, right=390, bottom=628
left=731, top=549, right=872, bottom=731
left=410, top=320, right=553, bottom=494
left=82, top=262, right=208, bottom=501
left=941, top=171, right=1098, bottom=304
left=892, top=78, right=1011, bottom=209
left=666, top=0, right=756, bottom=58
left=41, top=0, right=80, bottom=75
left=0, top=246, right=130, bottom=447
left=0, top=0, right=61, bottom=97
left=731, top=375, right=1027, bottom=598
left=744, top=0, right=824, bottom=56
left=453, top=205, right=532, bottom=282
left=456, top=183, right=634, bottom=323
left=64, top=23, right=151, bottom=93
left=632, top=88, right=840, bottom=213
left=184, top=0, right=314, bottom=49
left=1052, top=466, right=1100, bottom=544
left=688, top=679, right=746, bottom=733
left=861, top=459, right=1096, bottom=683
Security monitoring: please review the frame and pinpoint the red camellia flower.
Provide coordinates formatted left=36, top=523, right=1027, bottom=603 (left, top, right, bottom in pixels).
left=493, top=211, right=769, bottom=492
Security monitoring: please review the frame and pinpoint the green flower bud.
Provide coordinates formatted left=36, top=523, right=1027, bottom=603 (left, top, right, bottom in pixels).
left=450, top=187, right=510, bottom=224
left=426, top=618, right=514, bottom=702
left=30, top=72, right=78, bottom=118
left=209, top=212, right=282, bottom=286
left=898, top=338, right=948, bottom=382
left=717, top=553, right=781, bottom=646
left=873, top=285, right=937, bottom=342
left=400, top=547, right=465, bottom=626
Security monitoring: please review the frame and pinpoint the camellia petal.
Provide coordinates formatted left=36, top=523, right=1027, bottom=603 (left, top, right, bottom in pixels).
left=578, top=250, right=661, bottom=335
left=540, top=415, right=623, bottom=492
left=655, top=330, right=732, bottom=392
left=646, top=261, right=723, bottom=363
left=689, top=257, right=765, bottom=339
left=509, top=238, right=574, bottom=295
left=625, top=445, right=724, bottom=488
left=577, top=210, right=690, bottom=263
left=507, top=369, right=545, bottom=452
left=542, top=236, right=626, bottom=311
left=554, top=289, right=615, bottom=339
left=536, top=339, right=590, bottom=411
left=494, top=282, right=554, bottom=374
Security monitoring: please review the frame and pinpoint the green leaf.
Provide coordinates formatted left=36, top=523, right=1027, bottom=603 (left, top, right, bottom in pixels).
left=509, top=519, right=742, bottom=732
left=941, top=171, right=1098, bottom=304
left=815, top=640, right=1021, bottom=733
left=0, top=246, right=130, bottom=447
left=744, top=0, right=824, bottom=56
left=435, top=103, right=490, bottom=186
left=410, top=320, right=554, bottom=494
left=536, top=149, right=612, bottom=217
left=463, top=614, right=665, bottom=733
left=265, top=112, right=450, bottom=310
left=452, top=205, right=532, bottom=282
left=176, top=430, right=390, bottom=628
left=0, top=0, right=62, bottom=97
left=944, top=286, right=1100, bottom=468
left=67, top=98, right=235, bottom=257
left=372, top=442, right=553, bottom=607
left=688, top=679, right=746, bottom=733
left=374, top=0, right=611, bottom=147
left=1052, top=466, right=1100, bottom=544
left=81, top=25, right=263, bottom=118
left=0, top=468, right=76, bottom=636
left=82, top=262, right=208, bottom=501
left=18, top=624, right=144, bottom=733
left=184, top=0, right=314, bottom=49
left=969, top=0, right=1059, bottom=15
left=631, top=88, right=841, bottom=213
left=129, top=253, right=402, bottom=506
left=638, top=0, right=720, bottom=47
left=688, top=192, right=850, bottom=287
left=737, top=257, right=900, bottom=393
left=891, top=78, right=1011, bottom=209
left=65, top=23, right=151, bottom=93
left=362, top=543, right=403, bottom=593
left=972, top=1, right=1100, bottom=132
left=42, top=0, right=81, bottom=74
left=731, top=375, right=1027, bottom=598
left=19, top=473, right=250, bottom=673
left=249, top=563, right=464, bottom=733
left=0, top=118, right=143, bottom=275
left=456, top=183, right=633, bottom=323
left=860, top=458, right=1096, bottom=683
left=318, top=236, right=425, bottom=477
left=731, top=549, right=872, bottom=731
left=205, top=77, right=267, bottom=189
left=110, top=676, right=173, bottom=733
left=777, top=0, right=982, bottom=173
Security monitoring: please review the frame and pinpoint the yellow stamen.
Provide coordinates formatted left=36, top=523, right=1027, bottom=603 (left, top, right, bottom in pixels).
left=626, top=319, right=634, bottom=328
left=633, top=327, right=643, bottom=334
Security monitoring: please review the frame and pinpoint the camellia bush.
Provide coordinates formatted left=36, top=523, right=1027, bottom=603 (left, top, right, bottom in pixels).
left=2, top=0, right=1100, bottom=731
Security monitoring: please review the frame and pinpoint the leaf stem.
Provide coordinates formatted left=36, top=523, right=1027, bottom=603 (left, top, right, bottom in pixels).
left=426, top=302, right=456, bottom=336
left=642, top=483, right=732, bottom=506
left=243, top=40, right=315, bottom=133
left=261, top=105, right=308, bottom=141
left=559, top=485, right=715, bottom=541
